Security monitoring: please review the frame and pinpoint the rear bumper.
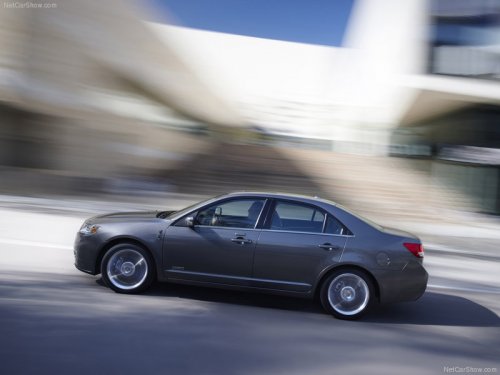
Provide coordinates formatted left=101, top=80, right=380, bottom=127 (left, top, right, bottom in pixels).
left=374, top=261, right=428, bottom=304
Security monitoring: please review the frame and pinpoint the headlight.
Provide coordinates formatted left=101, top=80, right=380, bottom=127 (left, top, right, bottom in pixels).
left=79, top=223, right=99, bottom=236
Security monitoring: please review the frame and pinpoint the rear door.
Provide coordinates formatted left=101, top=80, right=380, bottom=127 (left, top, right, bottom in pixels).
left=252, top=199, right=347, bottom=292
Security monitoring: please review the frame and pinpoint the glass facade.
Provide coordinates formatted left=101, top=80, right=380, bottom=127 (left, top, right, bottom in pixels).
left=428, top=0, right=500, bottom=80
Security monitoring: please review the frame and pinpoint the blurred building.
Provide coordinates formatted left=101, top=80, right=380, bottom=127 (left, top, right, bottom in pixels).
left=149, top=0, right=500, bottom=213
left=0, top=0, right=499, bottom=213
left=389, top=0, right=500, bottom=213
left=0, top=0, right=245, bottom=193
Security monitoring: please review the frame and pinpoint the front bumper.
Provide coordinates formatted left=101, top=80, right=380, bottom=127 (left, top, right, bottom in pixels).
left=73, top=233, right=101, bottom=275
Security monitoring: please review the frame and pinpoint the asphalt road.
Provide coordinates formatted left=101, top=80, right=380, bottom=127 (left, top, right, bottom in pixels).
left=0, top=209, right=499, bottom=375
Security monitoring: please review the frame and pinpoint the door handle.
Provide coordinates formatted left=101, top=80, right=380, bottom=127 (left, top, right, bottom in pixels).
left=231, top=237, right=253, bottom=245
left=318, top=243, right=340, bottom=251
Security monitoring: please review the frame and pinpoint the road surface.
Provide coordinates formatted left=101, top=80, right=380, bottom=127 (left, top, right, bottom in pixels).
left=0, top=207, right=498, bottom=374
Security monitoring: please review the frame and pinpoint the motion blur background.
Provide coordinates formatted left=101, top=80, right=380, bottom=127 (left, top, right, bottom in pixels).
left=0, top=0, right=499, bottom=250
left=1, top=1, right=499, bottom=373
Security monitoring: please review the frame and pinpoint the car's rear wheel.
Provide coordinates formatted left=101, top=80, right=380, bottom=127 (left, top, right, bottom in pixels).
left=101, top=243, right=154, bottom=294
left=320, top=269, right=375, bottom=320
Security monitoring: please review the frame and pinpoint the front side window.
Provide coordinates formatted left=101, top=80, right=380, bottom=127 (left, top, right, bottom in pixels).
left=270, top=201, right=325, bottom=233
left=195, top=198, right=266, bottom=229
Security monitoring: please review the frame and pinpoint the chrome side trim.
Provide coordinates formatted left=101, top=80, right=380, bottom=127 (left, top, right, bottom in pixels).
left=165, top=269, right=311, bottom=287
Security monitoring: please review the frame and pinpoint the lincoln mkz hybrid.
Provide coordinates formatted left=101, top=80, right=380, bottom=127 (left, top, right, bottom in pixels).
left=74, top=192, right=428, bottom=319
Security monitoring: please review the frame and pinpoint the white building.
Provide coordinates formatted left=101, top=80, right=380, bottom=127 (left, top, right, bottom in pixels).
left=149, top=0, right=500, bottom=151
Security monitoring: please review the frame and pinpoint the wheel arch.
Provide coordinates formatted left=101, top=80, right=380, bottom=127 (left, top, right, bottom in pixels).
left=314, top=264, right=381, bottom=302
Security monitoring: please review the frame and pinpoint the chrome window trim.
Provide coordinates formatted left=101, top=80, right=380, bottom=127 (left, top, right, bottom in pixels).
left=189, top=226, right=354, bottom=237
left=253, top=198, right=268, bottom=229
left=193, top=225, right=261, bottom=231
left=260, top=228, right=354, bottom=237
left=171, top=196, right=354, bottom=235
left=321, top=212, right=328, bottom=233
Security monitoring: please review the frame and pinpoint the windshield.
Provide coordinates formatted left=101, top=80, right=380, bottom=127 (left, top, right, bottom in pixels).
left=165, top=195, right=222, bottom=219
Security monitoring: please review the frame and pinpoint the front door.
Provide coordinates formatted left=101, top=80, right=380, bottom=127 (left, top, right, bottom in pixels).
left=163, top=198, right=266, bottom=286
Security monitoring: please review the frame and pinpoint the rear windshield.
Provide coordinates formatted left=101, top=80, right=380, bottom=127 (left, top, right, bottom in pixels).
left=332, top=203, right=383, bottom=231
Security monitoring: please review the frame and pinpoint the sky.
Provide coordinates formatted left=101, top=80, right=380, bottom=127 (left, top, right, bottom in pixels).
left=143, top=0, right=355, bottom=47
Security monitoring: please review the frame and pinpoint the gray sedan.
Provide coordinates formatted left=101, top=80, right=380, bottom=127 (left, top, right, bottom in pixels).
left=74, top=192, right=428, bottom=320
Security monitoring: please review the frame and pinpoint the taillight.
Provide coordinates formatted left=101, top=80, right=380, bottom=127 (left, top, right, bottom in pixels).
left=403, top=242, right=424, bottom=258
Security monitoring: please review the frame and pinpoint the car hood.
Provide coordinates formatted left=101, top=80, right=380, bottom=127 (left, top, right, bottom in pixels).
left=87, top=211, right=160, bottom=224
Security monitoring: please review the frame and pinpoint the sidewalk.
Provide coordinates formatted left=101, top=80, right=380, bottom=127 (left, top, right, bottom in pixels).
left=0, top=193, right=499, bottom=258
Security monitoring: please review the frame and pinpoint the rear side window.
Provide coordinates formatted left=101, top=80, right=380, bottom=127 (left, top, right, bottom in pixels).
left=270, top=201, right=325, bottom=233
left=325, top=215, right=347, bottom=235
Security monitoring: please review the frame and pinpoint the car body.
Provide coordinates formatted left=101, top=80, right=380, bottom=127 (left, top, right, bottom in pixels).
left=74, top=192, right=428, bottom=319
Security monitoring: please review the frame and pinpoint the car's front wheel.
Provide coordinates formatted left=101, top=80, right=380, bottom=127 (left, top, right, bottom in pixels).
left=101, top=243, right=154, bottom=294
left=320, top=269, right=375, bottom=320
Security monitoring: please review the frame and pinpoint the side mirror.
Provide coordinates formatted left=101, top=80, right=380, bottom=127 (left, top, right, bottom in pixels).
left=185, top=216, right=195, bottom=228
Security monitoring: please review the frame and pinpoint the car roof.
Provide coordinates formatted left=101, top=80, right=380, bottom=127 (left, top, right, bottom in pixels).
left=223, top=191, right=338, bottom=207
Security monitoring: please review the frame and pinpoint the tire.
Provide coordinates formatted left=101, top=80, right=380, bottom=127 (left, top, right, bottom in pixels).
left=101, top=242, right=155, bottom=294
left=320, top=268, right=375, bottom=320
